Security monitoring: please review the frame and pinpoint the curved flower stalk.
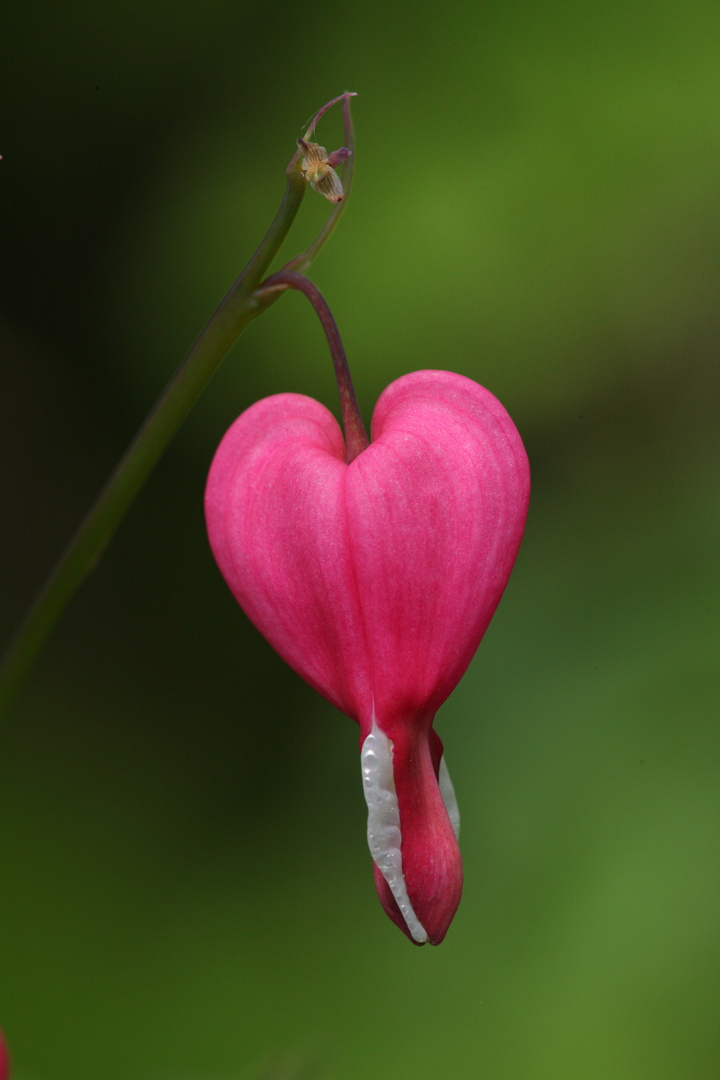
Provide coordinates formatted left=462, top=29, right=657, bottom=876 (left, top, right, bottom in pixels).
left=0, top=93, right=355, bottom=719
left=205, top=368, right=529, bottom=944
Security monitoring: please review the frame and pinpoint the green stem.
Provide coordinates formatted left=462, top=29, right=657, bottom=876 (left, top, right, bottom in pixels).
left=0, top=172, right=306, bottom=721
left=0, top=169, right=303, bottom=715
left=0, top=92, right=357, bottom=719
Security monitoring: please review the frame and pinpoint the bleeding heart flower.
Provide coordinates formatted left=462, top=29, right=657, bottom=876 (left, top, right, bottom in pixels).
left=205, top=369, right=529, bottom=944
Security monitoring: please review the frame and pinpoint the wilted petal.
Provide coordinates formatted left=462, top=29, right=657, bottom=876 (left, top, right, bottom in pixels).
left=298, top=139, right=347, bottom=203
left=326, top=147, right=351, bottom=169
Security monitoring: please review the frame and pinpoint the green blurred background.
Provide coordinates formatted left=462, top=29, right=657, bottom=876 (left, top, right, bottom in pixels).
left=1, top=1, right=719, bottom=1077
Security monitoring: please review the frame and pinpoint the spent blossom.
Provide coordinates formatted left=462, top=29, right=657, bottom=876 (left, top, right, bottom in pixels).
left=298, top=138, right=351, bottom=203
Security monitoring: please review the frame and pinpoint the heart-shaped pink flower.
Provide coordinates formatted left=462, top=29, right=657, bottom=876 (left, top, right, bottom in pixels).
left=205, top=369, right=529, bottom=943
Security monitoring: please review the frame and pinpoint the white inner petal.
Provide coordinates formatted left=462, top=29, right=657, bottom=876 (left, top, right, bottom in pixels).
left=360, top=718, right=428, bottom=944
left=438, top=755, right=461, bottom=839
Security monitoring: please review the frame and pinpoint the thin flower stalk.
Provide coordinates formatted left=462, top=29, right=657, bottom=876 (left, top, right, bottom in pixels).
left=0, top=93, right=356, bottom=718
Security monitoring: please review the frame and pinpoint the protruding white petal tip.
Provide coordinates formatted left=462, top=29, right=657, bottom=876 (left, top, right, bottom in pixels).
left=438, top=755, right=460, bottom=840
left=360, top=719, right=428, bottom=944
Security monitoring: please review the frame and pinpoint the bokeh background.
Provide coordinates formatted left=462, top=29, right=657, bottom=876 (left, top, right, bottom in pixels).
left=1, top=2, right=719, bottom=1078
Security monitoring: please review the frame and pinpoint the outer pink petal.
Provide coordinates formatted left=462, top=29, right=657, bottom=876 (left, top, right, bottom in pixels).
left=205, top=393, right=372, bottom=717
left=347, top=369, right=529, bottom=734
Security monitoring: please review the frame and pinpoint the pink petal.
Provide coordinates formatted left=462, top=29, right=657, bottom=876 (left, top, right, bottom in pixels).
left=346, top=370, right=529, bottom=730
left=205, top=392, right=370, bottom=716
left=0, top=1030, right=9, bottom=1080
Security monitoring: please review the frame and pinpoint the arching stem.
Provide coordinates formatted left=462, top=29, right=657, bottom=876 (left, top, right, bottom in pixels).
left=257, top=270, right=370, bottom=463
left=0, top=93, right=358, bottom=719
